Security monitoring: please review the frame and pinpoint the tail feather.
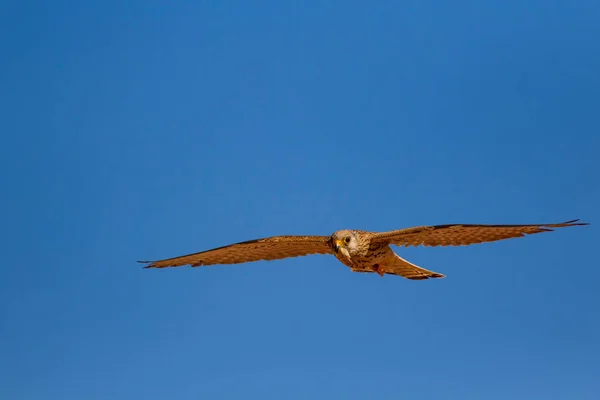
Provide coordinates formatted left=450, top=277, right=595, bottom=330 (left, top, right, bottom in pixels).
left=382, top=252, right=445, bottom=280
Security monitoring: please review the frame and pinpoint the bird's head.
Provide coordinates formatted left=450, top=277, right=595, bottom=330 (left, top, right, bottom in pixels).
left=331, top=230, right=359, bottom=259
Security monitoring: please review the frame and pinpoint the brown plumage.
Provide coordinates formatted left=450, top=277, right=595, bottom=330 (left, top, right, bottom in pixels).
left=139, top=219, right=588, bottom=279
left=140, top=236, right=331, bottom=268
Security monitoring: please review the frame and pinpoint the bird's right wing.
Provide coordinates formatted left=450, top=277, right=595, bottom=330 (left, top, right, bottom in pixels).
left=139, top=235, right=332, bottom=268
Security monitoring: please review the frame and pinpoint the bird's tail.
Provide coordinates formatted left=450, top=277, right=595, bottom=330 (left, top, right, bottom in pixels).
left=382, top=252, right=445, bottom=280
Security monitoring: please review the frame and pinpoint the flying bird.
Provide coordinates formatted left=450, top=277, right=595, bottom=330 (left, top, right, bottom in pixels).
left=139, top=219, right=588, bottom=280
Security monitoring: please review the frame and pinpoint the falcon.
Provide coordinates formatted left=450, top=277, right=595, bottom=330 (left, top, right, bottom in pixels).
left=139, top=219, right=588, bottom=280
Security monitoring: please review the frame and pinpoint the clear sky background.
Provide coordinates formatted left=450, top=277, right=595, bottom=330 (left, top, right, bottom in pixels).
left=1, top=1, right=599, bottom=399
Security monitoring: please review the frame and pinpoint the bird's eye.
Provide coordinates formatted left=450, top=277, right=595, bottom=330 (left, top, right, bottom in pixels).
left=345, top=237, right=351, bottom=243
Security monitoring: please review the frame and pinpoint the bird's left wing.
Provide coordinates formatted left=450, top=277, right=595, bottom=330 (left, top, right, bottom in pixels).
left=139, top=235, right=332, bottom=268
left=371, top=219, right=588, bottom=247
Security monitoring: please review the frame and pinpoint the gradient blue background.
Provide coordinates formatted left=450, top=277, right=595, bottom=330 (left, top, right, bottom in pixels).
left=1, top=1, right=599, bottom=399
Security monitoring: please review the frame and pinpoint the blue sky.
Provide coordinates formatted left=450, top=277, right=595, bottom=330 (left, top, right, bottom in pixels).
left=1, top=1, right=599, bottom=399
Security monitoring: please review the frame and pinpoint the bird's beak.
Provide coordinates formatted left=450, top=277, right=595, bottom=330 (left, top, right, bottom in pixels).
left=334, top=239, right=350, bottom=258
left=334, top=239, right=343, bottom=253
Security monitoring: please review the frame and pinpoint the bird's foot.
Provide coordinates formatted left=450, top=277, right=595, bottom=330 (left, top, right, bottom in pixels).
left=372, top=264, right=385, bottom=277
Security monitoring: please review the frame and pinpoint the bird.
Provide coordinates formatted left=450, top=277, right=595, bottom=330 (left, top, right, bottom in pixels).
left=138, top=219, right=588, bottom=280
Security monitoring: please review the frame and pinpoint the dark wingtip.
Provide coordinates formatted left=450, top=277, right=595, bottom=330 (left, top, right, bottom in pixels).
left=137, top=260, right=156, bottom=268
left=560, top=219, right=590, bottom=226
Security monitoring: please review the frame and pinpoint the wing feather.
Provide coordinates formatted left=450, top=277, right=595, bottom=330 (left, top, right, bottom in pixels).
left=139, top=235, right=332, bottom=268
left=372, top=219, right=588, bottom=247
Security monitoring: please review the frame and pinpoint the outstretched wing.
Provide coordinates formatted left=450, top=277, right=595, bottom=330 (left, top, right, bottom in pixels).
left=139, top=235, right=332, bottom=268
left=372, top=219, right=588, bottom=247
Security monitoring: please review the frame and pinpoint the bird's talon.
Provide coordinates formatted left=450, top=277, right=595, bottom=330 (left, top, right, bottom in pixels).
left=373, top=264, right=385, bottom=277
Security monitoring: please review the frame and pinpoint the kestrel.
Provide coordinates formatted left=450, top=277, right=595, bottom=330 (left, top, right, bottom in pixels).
left=139, top=219, right=588, bottom=279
